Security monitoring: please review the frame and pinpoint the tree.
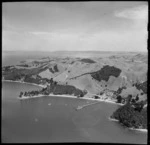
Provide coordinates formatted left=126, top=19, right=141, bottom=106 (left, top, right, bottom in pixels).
left=50, top=78, right=53, bottom=84
left=83, top=89, right=87, bottom=95
left=116, top=95, right=122, bottom=103
left=94, top=95, right=99, bottom=99
left=121, top=98, right=126, bottom=104
left=135, top=95, right=139, bottom=101
left=53, top=81, right=57, bottom=86
left=79, top=93, right=84, bottom=97
left=24, top=92, right=27, bottom=96
left=126, top=94, right=132, bottom=104
left=131, top=99, right=136, bottom=104
left=19, top=92, right=23, bottom=97
left=134, top=101, right=145, bottom=112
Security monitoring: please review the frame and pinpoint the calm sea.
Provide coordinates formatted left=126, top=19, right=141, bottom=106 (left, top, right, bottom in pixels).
left=2, top=81, right=147, bottom=143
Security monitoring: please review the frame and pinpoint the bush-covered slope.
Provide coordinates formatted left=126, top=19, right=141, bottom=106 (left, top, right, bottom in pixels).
left=111, top=102, right=147, bottom=129
left=19, top=80, right=87, bottom=98
left=91, top=65, right=121, bottom=82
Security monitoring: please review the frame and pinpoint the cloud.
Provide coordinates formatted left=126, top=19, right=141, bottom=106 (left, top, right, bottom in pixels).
left=2, top=28, right=147, bottom=52
left=2, top=3, right=148, bottom=52
left=115, top=5, right=148, bottom=20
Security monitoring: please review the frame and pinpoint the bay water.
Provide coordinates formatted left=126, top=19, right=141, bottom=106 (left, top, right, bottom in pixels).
left=2, top=81, right=147, bottom=143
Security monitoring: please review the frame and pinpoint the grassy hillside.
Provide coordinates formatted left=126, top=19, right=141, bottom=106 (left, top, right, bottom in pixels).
left=2, top=52, right=147, bottom=100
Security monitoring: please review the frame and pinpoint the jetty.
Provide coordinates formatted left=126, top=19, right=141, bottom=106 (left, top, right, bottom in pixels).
left=76, top=101, right=99, bottom=110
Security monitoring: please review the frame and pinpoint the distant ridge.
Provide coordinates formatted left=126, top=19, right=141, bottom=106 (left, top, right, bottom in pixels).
left=3, top=50, right=147, bottom=54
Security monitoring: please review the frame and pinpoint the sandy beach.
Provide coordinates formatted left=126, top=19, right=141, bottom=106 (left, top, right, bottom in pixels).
left=129, top=128, right=148, bottom=133
left=17, top=94, right=77, bottom=100
left=17, top=92, right=124, bottom=106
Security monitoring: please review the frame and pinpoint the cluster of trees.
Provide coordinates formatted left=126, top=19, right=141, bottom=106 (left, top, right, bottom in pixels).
left=49, top=65, right=59, bottom=73
left=19, top=90, right=40, bottom=98
left=133, top=100, right=147, bottom=112
left=19, top=78, right=54, bottom=98
left=114, top=86, right=127, bottom=96
left=80, top=58, right=96, bottom=63
left=24, top=75, right=41, bottom=84
left=111, top=102, right=147, bottom=129
left=24, top=75, right=54, bottom=85
left=49, top=84, right=87, bottom=97
left=42, top=78, right=53, bottom=84
left=91, top=65, right=121, bottom=82
left=111, top=93, right=147, bottom=129
left=49, top=68, right=55, bottom=73
left=53, top=65, right=59, bottom=72
left=19, top=78, right=87, bottom=98
left=116, top=94, right=139, bottom=104
left=134, top=81, right=147, bottom=94
left=94, top=95, right=100, bottom=99
left=45, top=79, right=87, bottom=97
left=100, top=92, right=104, bottom=95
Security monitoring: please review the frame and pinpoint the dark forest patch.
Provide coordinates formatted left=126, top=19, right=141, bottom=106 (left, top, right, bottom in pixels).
left=79, top=58, right=96, bottom=63
left=91, top=65, right=121, bottom=82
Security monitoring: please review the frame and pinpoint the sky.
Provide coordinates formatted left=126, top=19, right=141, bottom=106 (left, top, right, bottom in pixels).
left=2, top=2, right=148, bottom=52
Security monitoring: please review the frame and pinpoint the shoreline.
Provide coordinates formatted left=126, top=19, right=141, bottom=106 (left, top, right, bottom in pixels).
left=108, top=117, right=119, bottom=122
left=3, top=80, right=148, bottom=134
left=2, top=80, right=46, bottom=88
left=19, top=93, right=147, bottom=133
left=129, top=128, right=148, bottom=133
left=109, top=117, right=148, bottom=133
left=17, top=94, right=78, bottom=100
left=3, top=79, right=123, bottom=106
left=17, top=93, right=124, bottom=106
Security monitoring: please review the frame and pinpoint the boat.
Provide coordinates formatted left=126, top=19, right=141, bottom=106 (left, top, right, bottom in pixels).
left=76, top=106, right=83, bottom=110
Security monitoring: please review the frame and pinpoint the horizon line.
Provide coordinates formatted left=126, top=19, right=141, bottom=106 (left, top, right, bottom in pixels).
left=2, top=50, right=148, bottom=53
